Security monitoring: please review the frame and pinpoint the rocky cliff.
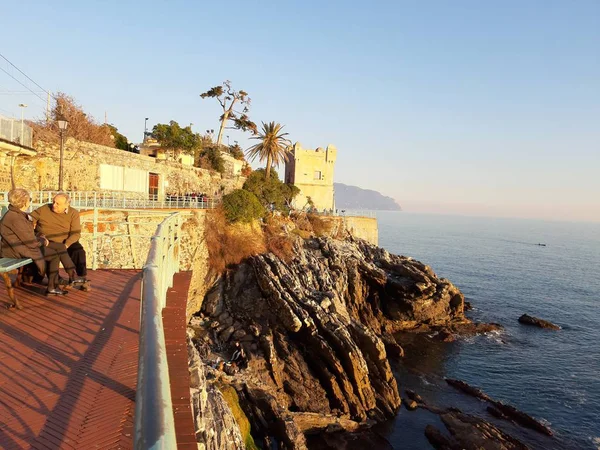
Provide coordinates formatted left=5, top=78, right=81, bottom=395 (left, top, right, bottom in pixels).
left=190, top=235, right=484, bottom=449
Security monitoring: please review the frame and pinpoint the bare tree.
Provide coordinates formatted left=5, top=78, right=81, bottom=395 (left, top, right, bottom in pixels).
left=200, top=80, right=258, bottom=147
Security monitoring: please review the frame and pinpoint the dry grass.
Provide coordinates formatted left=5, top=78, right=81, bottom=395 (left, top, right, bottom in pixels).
left=307, top=214, right=333, bottom=237
left=205, top=208, right=266, bottom=273
left=263, top=216, right=295, bottom=262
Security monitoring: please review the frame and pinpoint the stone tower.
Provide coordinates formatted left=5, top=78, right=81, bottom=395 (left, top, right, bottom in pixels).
left=284, top=142, right=337, bottom=211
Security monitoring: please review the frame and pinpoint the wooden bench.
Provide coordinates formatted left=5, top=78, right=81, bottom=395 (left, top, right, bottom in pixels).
left=0, top=257, right=33, bottom=309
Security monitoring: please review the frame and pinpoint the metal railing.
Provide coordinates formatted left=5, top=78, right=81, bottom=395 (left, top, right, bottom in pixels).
left=304, top=209, right=377, bottom=218
left=134, top=212, right=182, bottom=449
left=0, top=115, right=33, bottom=147
left=0, top=191, right=220, bottom=210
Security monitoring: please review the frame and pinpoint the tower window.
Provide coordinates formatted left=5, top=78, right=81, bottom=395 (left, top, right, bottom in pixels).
left=314, top=171, right=322, bottom=180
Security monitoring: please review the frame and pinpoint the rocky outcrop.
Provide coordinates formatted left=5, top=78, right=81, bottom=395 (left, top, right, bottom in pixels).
left=425, top=410, right=529, bottom=450
left=445, top=379, right=553, bottom=436
left=187, top=332, right=246, bottom=449
left=518, top=314, right=560, bottom=330
left=192, top=236, right=491, bottom=448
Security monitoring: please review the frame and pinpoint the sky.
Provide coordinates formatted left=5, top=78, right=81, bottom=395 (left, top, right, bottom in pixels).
left=1, top=0, right=599, bottom=222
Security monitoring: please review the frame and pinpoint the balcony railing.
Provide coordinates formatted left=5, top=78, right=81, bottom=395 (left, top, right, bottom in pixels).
left=0, top=115, right=33, bottom=148
left=0, top=191, right=220, bottom=210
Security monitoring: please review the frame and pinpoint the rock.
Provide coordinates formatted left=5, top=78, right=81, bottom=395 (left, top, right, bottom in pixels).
left=464, top=301, right=473, bottom=311
left=491, top=402, right=553, bottom=436
left=445, top=379, right=492, bottom=402
left=446, top=379, right=553, bottom=436
left=518, top=314, right=560, bottom=330
left=426, top=410, right=530, bottom=449
left=187, top=333, right=246, bottom=450
left=306, top=429, right=393, bottom=450
left=436, top=330, right=456, bottom=342
left=424, top=424, right=453, bottom=450
left=405, top=389, right=424, bottom=404
left=231, top=329, right=246, bottom=340
left=196, top=236, right=492, bottom=448
left=403, top=399, right=418, bottom=410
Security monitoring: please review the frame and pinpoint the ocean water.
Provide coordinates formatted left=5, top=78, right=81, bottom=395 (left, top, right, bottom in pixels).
left=374, top=212, right=600, bottom=450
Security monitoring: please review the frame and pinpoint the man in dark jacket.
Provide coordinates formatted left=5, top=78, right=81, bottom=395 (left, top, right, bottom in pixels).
left=0, top=188, right=70, bottom=295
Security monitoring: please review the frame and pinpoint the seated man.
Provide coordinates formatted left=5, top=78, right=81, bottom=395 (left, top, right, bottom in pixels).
left=31, top=193, right=90, bottom=291
left=0, top=188, right=69, bottom=296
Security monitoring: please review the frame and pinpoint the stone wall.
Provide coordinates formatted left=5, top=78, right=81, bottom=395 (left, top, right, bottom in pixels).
left=5, top=139, right=245, bottom=196
left=344, top=216, right=378, bottom=245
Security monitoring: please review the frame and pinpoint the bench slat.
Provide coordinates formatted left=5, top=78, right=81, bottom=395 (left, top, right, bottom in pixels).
left=0, top=258, right=33, bottom=272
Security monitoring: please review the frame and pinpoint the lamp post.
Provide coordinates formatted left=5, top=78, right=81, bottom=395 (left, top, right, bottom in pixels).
left=18, top=104, right=27, bottom=144
left=144, top=117, right=149, bottom=143
left=57, top=119, right=68, bottom=191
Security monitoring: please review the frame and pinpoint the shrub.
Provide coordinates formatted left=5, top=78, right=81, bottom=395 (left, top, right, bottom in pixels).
left=242, top=169, right=299, bottom=212
left=222, top=189, right=265, bottom=223
left=196, top=144, right=225, bottom=173
left=205, top=209, right=266, bottom=273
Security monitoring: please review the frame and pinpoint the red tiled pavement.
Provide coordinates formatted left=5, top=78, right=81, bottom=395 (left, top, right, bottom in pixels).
left=163, top=272, right=197, bottom=450
left=0, top=270, right=196, bottom=450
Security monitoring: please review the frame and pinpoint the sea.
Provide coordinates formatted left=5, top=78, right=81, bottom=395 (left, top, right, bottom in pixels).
left=372, top=212, right=600, bottom=450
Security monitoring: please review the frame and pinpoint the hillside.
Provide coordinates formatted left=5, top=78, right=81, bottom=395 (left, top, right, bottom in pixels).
left=334, top=183, right=401, bottom=211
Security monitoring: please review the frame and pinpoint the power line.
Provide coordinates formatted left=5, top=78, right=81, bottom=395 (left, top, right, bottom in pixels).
left=0, top=53, right=53, bottom=99
left=0, top=65, right=47, bottom=104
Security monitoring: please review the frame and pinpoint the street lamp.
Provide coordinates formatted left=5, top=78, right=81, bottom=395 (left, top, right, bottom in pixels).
left=144, top=117, right=149, bottom=143
left=57, top=118, right=68, bottom=191
left=18, top=104, right=27, bottom=144
left=227, top=135, right=230, bottom=147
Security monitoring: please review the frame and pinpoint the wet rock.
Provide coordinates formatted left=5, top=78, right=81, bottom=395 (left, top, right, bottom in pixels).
left=437, top=330, right=456, bottom=342
left=445, top=379, right=492, bottom=402
left=446, top=379, right=553, bottom=436
left=403, top=399, right=418, bottom=410
left=306, top=429, right=393, bottom=450
left=518, top=314, right=560, bottom=330
left=492, top=402, right=553, bottom=436
left=425, top=410, right=530, bottom=449
left=405, top=389, right=424, bottom=404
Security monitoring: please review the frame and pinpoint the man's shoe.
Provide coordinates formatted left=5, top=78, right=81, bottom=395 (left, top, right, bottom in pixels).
left=70, top=277, right=87, bottom=285
left=47, top=288, right=68, bottom=296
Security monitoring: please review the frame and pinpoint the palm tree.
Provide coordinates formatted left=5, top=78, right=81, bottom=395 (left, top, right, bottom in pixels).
left=246, top=122, right=291, bottom=179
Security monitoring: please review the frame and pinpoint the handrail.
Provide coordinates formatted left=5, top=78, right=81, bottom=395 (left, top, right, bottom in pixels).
left=134, top=212, right=182, bottom=449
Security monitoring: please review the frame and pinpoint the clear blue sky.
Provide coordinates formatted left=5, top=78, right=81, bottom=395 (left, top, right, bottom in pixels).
left=2, top=0, right=599, bottom=222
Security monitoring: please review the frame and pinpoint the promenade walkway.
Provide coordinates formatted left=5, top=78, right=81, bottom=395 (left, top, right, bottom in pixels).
left=0, top=269, right=194, bottom=449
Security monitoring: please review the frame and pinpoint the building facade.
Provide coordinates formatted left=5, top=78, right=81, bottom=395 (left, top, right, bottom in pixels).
left=285, top=142, right=337, bottom=211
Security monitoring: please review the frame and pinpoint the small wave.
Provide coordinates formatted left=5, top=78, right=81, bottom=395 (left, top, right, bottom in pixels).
left=419, top=375, right=432, bottom=386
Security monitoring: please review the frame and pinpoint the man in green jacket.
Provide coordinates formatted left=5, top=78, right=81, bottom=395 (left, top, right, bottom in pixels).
left=31, top=193, right=90, bottom=291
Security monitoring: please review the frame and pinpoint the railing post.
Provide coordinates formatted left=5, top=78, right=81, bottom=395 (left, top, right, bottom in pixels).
left=92, top=207, right=99, bottom=270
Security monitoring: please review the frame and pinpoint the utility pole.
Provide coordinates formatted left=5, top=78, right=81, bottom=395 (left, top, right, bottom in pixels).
left=46, top=92, right=51, bottom=123
left=18, top=103, right=27, bottom=144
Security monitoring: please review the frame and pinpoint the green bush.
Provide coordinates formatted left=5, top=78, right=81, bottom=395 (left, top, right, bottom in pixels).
left=222, top=189, right=265, bottom=223
left=195, top=144, right=225, bottom=173
left=242, top=169, right=299, bottom=212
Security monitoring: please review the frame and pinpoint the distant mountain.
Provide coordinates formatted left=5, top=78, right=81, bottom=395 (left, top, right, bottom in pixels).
left=334, top=183, right=401, bottom=211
